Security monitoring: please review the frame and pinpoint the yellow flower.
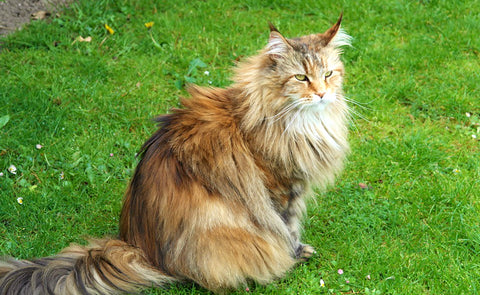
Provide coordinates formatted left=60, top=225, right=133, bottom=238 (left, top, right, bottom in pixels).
left=17, top=197, right=23, bottom=205
left=105, top=24, right=114, bottom=35
left=144, top=22, right=154, bottom=29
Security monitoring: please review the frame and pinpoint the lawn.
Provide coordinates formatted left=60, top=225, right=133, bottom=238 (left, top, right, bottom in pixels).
left=1, top=0, right=479, bottom=294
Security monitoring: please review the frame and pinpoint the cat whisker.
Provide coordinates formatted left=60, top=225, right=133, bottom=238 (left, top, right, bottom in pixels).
left=340, top=94, right=370, bottom=124
left=345, top=108, right=361, bottom=131
left=342, top=96, right=371, bottom=111
left=343, top=106, right=369, bottom=132
left=347, top=105, right=369, bottom=122
left=266, top=101, right=304, bottom=123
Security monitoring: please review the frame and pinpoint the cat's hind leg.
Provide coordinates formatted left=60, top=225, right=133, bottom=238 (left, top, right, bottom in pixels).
left=184, top=227, right=295, bottom=293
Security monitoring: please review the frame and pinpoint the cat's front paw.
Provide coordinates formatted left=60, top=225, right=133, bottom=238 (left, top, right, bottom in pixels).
left=295, top=243, right=316, bottom=262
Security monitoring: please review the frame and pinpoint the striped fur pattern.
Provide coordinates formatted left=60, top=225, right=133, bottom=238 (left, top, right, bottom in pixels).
left=0, top=239, right=171, bottom=294
left=0, top=15, right=351, bottom=294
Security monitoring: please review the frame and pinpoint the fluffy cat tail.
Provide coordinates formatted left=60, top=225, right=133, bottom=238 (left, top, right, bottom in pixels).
left=0, top=239, right=172, bottom=295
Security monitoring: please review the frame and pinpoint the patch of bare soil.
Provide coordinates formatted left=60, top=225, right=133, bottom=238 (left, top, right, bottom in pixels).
left=0, top=0, right=71, bottom=36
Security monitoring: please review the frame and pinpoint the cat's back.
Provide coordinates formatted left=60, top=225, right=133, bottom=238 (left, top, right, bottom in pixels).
left=138, top=86, right=242, bottom=161
left=161, top=86, right=244, bottom=152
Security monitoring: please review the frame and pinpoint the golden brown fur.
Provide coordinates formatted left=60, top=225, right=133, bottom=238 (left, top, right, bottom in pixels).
left=0, top=15, right=351, bottom=294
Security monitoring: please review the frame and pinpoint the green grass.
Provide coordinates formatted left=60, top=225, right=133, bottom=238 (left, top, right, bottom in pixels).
left=1, top=0, right=479, bottom=294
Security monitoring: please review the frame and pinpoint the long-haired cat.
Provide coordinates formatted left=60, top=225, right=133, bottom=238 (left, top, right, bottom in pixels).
left=0, top=15, right=351, bottom=294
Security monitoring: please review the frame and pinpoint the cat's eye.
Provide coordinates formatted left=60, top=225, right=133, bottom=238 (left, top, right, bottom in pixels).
left=294, top=74, right=308, bottom=82
left=324, top=71, right=333, bottom=79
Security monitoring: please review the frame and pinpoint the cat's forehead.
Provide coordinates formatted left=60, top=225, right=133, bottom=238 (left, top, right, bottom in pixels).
left=290, top=34, right=327, bottom=52
left=286, top=35, right=341, bottom=70
left=288, top=40, right=328, bottom=66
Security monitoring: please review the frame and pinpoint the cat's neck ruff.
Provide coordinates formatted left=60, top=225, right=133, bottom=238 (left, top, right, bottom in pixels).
left=281, top=106, right=344, bottom=148
left=237, top=94, right=349, bottom=189
left=278, top=105, right=348, bottom=184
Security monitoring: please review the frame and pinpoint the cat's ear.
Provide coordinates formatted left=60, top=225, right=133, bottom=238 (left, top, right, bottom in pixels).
left=266, top=23, right=291, bottom=59
left=321, top=13, right=351, bottom=47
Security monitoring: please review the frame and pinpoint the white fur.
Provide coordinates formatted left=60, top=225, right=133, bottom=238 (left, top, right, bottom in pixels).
left=266, top=33, right=289, bottom=56
left=331, top=28, right=352, bottom=48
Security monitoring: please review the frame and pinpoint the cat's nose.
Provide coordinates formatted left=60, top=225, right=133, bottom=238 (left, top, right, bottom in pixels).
left=316, top=92, right=326, bottom=98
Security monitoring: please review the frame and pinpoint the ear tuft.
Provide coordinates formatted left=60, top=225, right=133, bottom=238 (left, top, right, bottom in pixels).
left=268, top=22, right=279, bottom=33
left=323, top=13, right=352, bottom=47
left=266, top=25, right=291, bottom=59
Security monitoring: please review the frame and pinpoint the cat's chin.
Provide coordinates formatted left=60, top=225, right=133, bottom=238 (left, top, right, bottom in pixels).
left=302, top=100, right=332, bottom=113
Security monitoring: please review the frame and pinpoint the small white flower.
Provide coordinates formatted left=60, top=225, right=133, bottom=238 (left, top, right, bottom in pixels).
left=320, top=279, right=325, bottom=287
left=17, top=197, right=23, bottom=205
left=60, top=171, right=65, bottom=180
left=204, top=70, right=210, bottom=76
left=466, top=112, right=472, bottom=118
left=453, top=168, right=460, bottom=175
left=36, top=144, right=43, bottom=149
left=0, top=172, right=3, bottom=177
left=8, top=165, right=17, bottom=174
left=208, top=80, right=212, bottom=84
left=472, top=134, right=477, bottom=139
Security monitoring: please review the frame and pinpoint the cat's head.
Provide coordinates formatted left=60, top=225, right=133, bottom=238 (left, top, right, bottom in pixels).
left=260, top=15, right=351, bottom=113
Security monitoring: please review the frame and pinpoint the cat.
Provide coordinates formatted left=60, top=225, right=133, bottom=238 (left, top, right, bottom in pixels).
left=0, top=14, right=351, bottom=294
